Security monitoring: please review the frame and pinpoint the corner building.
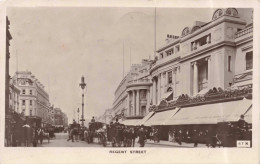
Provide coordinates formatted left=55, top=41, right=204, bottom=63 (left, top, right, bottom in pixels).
left=112, top=59, right=153, bottom=123
left=150, top=8, right=253, bottom=104
left=11, top=71, right=51, bottom=127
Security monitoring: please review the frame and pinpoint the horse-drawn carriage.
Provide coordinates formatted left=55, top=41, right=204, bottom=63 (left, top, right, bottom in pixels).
left=85, top=122, right=107, bottom=146
left=84, top=122, right=135, bottom=147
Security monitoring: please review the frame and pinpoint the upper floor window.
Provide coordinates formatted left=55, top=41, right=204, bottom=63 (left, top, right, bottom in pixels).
left=246, top=51, right=253, bottom=70
left=175, top=45, right=180, bottom=53
left=22, top=100, right=25, bottom=106
left=228, top=56, right=232, bottom=72
left=168, top=71, right=172, bottom=84
left=30, top=90, right=32, bottom=95
left=140, top=90, right=146, bottom=99
left=166, top=48, right=174, bottom=56
left=22, top=89, right=25, bottom=94
left=30, top=100, right=32, bottom=106
left=191, top=34, right=211, bottom=51
left=160, top=53, right=163, bottom=59
left=30, top=109, right=32, bottom=116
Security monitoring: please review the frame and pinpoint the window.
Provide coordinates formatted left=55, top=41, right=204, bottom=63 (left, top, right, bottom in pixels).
left=140, top=90, right=146, bottom=99
left=168, top=71, right=172, bottom=84
left=166, top=48, right=174, bottom=56
left=191, top=34, right=211, bottom=51
left=30, top=110, right=32, bottom=116
left=30, top=100, right=32, bottom=106
left=22, top=100, right=25, bottom=106
left=30, top=90, right=32, bottom=95
left=228, top=56, right=232, bottom=72
left=160, top=53, right=163, bottom=59
left=22, top=89, right=25, bottom=94
left=237, top=28, right=242, bottom=32
left=246, top=51, right=253, bottom=70
left=175, top=45, right=180, bottom=52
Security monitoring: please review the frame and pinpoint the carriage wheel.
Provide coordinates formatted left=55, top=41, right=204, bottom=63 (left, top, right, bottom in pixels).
left=102, top=136, right=107, bottom=147
left=112, top=138, right=116, bottom=147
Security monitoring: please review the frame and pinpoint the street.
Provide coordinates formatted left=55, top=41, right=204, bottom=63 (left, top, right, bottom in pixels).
left=37, top=133, right=192, bottom=148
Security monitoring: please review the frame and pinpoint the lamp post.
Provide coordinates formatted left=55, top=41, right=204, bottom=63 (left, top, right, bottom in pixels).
left=77, top=108, right=80, bottom=123
left=79, top=76, right=86, bottom=126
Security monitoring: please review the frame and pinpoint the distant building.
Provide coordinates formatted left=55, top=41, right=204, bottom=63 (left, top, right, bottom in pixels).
left=54, top=107, right=68, bottom=127
left=49, top=105, right=55, bottom=125
left=98, top=109, right=113, bottom=124
left=112, top=59, right=153, bottom=121
left=54, top=108, right=63, bottom=126
left=62, top=112, right=68, bottom=127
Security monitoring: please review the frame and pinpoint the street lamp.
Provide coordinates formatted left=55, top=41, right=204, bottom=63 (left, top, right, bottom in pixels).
left=77, top=108, right=80, bottom=123
left=79, top=76, right=86, bottom=126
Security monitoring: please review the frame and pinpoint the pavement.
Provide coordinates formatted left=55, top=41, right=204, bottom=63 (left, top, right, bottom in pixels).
left=37, top=133, right=207, bottom=148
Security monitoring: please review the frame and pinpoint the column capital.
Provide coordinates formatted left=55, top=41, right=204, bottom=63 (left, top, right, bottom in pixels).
left=205, top=56, right=211, bottom=61
left=191, top=61, right=197, bottom=66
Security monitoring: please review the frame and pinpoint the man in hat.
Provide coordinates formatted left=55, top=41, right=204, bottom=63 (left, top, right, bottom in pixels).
left=237, top=115, right=248, bottom=139
left=91, top=116, right=95, bottom=123
left=138, top=125, right=146, bottom=147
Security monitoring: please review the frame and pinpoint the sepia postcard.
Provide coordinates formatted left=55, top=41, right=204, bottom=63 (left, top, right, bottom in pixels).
left=0, top=0, right=259, bottom=163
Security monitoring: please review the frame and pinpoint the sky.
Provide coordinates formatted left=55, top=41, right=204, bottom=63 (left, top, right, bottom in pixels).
left=7, top=7, right=252, bottom=123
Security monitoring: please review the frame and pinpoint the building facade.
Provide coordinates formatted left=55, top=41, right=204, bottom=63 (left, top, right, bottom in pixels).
left=150, top=8, right=253, bottom=105
left=108, top=8, right=253, bottom=129
left=98, top=108, right=113, bottom=124
left=112, top=59, right=153, bottom=121
left=54, top=107, right=68, bottom=127
left=11, top=71, right=51, bottom=126
left=9, top=78, right=20, bottom=113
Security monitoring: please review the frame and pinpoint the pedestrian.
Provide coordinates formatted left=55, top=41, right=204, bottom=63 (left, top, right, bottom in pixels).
left=193, top=129, right=199, bottom=147
left=38, top=128, right=44, bottom=144
left=138, top=125, right=146, bottom=147
left=91, top=116, right=95, bottom=123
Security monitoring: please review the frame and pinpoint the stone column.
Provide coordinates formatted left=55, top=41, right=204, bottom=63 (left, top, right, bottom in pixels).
left=205, top=57, right=211, bottom=89
left=152, top=78, right=156, bottom=105
left=127, top=91, right=130, bottom=116
left=173, top=68, right=177, bottom=96
left=133, top=90, right=136, bottom=116
left=158, top=73, right=161, bottom=102
left=136, top=89, right=140, bottom=116
left=161, top=72, right=165, bottom=96
left=193, top=62, right=198, bottom=95
left=146, top=89, right=150, bottom=114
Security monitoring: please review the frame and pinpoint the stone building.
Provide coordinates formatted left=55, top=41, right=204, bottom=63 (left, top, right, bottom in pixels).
left=98, top=108, right=113, bottom=124
left=112, top=59, right=153, bottom=123
left=11, top=71, right=51, bottom=126
left=109, top=8, right=253, bottom=130
left=150, top=8, right=253, bottom=104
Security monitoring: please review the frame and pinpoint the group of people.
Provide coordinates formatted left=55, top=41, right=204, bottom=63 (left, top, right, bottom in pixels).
left=165, top=115, right=250, bottom=147
left=107, top=119, right=148, bottom=147
left=12, top=124, right=49, bottom=147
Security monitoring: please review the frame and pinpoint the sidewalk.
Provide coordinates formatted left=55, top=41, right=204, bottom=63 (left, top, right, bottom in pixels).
left=145, top=139, right=208, bottom=148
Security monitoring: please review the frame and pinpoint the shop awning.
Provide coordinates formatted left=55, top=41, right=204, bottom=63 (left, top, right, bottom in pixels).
left=162, top=92, right=173, bottom=100
left=244, top=106, right=252, bottom=124
left=232, top=80, right=252, bottom=89
left=165, top=98, right=252, bottom=125
left=137, top=112, right=155, bottom=126
left=122, top=119, right=142, bottom=126
left=144, top=108, right=180, bottom=126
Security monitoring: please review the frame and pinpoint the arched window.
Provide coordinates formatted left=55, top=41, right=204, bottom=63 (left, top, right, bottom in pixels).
left=181, top=27, right=190, bottom=37
left=191, top=26, right=201, bottom=33
left=246, top=51, right=253, bottom=70
left=212, top=9, right=224, bottom=20
left=226, top=8, right=238, bottom=17
left=167, top=87, right=173, bottom=92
